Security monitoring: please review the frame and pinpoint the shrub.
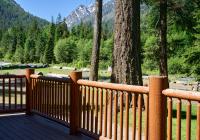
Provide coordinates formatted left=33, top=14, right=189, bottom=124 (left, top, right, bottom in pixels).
left=54, top=39, right=77, bottom=63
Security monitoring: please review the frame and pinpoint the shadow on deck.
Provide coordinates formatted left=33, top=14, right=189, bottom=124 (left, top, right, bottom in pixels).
left=0, top=114, right=94, bottom=140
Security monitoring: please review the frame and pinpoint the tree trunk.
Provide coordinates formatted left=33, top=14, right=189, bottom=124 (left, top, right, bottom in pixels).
left=89, top=0, right=103, bottom=81
left=111, top=0, right=142, bottom=86
left=133, top=0, right=143, bottom=86
left=159, top=0, right=168, bottom=76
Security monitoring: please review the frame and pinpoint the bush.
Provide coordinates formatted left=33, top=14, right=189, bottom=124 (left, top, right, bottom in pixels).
left=168, top=57, right=189, bottom=74
left=54, top=39, right=77, bottom=63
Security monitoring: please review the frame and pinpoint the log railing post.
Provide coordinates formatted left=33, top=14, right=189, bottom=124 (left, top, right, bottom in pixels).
left=25, top=68, right=35, bottom=115
left=149, top=76, right=168, bottom=140
left=69, top=71, right=82, bottom=134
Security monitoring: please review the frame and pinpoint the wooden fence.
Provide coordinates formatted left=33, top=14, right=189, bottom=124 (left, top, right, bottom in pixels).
left=0, top=69, right=200, bottom=140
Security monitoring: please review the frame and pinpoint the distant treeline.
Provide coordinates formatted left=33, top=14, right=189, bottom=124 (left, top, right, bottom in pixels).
left=0, top=14, right=113, bottom=69
left=0, top=1, right=200, bottom=79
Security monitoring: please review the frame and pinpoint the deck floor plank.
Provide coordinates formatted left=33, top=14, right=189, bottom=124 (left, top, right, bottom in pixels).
left=0, top=114, right=94, bottom=140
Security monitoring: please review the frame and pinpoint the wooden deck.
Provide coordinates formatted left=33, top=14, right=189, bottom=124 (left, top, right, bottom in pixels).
left=0, top=114, right=94, bottom=140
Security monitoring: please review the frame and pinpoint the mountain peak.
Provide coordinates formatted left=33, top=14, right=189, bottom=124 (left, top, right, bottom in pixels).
left=65, top=0, right=115, bottom=28
left=65, top=0, right=147, bottom=28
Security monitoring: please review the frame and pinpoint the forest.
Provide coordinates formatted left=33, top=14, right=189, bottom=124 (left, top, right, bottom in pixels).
left=0, top=0, right=199, bottom=80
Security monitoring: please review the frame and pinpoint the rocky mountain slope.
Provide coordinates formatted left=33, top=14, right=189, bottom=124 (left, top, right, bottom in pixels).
left=65, top=0, right=114, bottom=27
left=65, top=0, right=148, bottom=28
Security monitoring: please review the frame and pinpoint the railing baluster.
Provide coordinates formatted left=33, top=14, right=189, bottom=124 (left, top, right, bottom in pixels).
left=57, top=81, right=59, bottom=119
left=59, top=82, right=62, bottom=119
left=14, top=78, right=17, bottom=109
left=46, top=81, right=50, bottom=116
left=87, top=86, right=90, bottom=130
left=104, top=89, right=108, bottom=137
left=43, top=80, right=45, bottom=114
left=2, top=78, right=5, bottom=110
left=125, top=92, right=129, bottom=140
left=138, top=94, right=142, bottom=140
left=46, top=80, right=48, bottom=115
left=35, top=79, right=40, bottom=111
left=79, top=85, right=82, bottom=128
left=144, top=94, right=149, bottom=140
left=34, top=79, right=37, bottom=111
left=95, top=87, right=98, bottom=134
left=66, top=83, right=69, bottom=123
left=52, top=81, right=55, bottom=118
left=40, top=80, right=44, bottom=113
left=186, top=101, right=191, bottom=140
left=48, top=81, right=51, bottom=116
left=39, top=79, right=42, bottom=112
left=9, top=78, right=11, bottom=109
left=176, top=99, right=181, bottom=140
left=61, top=82, right=63, bottom=120
left=167, top=97, right=172, bottom=140
left=132, top=94, right=136, bottom=140
left=120, top=92, right=123, bottom=140
left=83, top=86, right=86, bottom=129
left=50, top=81, right=53, bottom=117
left=197, top=102, right=200, bottom=140
left=91, top=87, right=94, bottom=132
left=108, top=90, right=113, bottom=139
left=114, top=91, right=118, bottom=140
left=32, top=78, right=34, bottom=110
left=99, top=88, right=103, bottom=135
left=37, top=79, right=39, bottom=112
left=63, top=82, right=66, bottom=121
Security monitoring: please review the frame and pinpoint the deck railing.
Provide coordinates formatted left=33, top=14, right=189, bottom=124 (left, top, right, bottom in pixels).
left=163, top=89, right=200, bottom=140
left=0, top=74, right=26, bottom=113
left=0, top=69, right=200, bottom=140
left=77, top=80, right=149, bottom=140
left=29, top=73, right=72, bottom=126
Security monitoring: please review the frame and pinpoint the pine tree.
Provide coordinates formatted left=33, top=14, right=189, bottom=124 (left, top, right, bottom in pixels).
left=55, top=22, right=69, bottom=42
left=35, top=32, right=47, bottom=62
left=159, top=0, right=168, bottom=76
left=24, top=37, right=35, bottom=63
left=14, top=46, right=24, bottom=63
left=44, top=22, right=55, bottom=64
left=111, top=0, right=142, bottom=85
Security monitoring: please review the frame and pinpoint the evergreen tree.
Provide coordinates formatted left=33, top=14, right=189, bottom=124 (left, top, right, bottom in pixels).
left=24, top=37, right=35, bottom=62
left=159, top=0, right=168, bottom=76
left=0, top=29, right=2, bottom=42
left=35, top=32, right=47, bottom=62
left=14, top=46, right=24, bottom=63
left=44, top=22, right=55, bottom=64
left=112, top=0, right=142, bottom=85
left=56, top=13, right=62, bottom=24
left=55, top=22, right=69, bottom=42
left=4, top=27, right=18, bottom=60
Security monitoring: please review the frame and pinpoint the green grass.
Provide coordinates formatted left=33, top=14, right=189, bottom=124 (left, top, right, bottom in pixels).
left=0, top=68, right=72, bottom=75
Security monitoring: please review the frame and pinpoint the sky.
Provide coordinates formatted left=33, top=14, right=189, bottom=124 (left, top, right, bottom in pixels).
left=14, top=0, right=95, bottom=21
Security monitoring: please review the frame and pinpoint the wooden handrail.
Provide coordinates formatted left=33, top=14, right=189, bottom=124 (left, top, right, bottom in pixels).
left=0, top=75, right=26, bottom=78
left=30, top=74, right=71, bottom=83
left=162, top=89, right=200, bottom=101
left=77, top=79, right=149, bottom=94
